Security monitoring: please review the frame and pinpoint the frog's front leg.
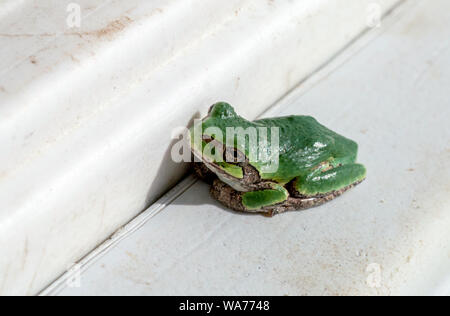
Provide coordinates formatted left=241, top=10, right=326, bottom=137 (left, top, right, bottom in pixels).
left=293, top=163, right=366, bottom=197
left=210, top=180, right=289, bottom=215
left=192, top=162, right=217, bottom=184
left=241, top=184, right=289, bottom=211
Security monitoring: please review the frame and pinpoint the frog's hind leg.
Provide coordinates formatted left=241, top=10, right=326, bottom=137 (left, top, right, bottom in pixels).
left=293, top=163, right=366, bottom=198
left=210, top=164, right=366, bottom=216
left=210, top=179, right=326, bottom=216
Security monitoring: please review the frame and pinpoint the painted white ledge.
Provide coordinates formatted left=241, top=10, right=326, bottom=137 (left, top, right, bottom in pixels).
left=45, top=0, right=450, bottom=296
left=0, top=0, right=400, bottom=295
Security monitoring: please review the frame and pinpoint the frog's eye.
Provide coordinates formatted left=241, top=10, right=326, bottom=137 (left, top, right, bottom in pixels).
left=202, top=135, right=214, bottom=142
left=203, top=136, right=225, bottom=155
left=225, top=146, right=246, bottom=163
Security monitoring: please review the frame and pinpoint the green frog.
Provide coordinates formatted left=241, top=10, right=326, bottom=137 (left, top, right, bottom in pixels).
left=190, top=102, right=366, bottom=216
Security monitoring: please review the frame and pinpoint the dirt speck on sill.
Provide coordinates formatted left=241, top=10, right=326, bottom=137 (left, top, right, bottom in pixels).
left=29, top=55, right=38, bottom=64
left=90, top=16, right=133, bottom=39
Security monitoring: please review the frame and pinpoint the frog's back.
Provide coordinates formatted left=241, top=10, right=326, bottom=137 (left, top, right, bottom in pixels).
left=255, top=115, right=358, bottom=182
left=201, top=103, right=358, bottom=183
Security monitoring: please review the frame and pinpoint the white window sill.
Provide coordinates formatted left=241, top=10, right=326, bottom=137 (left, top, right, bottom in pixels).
left=43, top=0, right=450, bottom=296
left=1, top=0, right=401, bottom=295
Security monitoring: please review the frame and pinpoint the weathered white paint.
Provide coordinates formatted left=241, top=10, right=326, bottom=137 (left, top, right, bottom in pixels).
left=48, top=0, right=450, bottom=296
left=0, top=0, right=400, bottom=295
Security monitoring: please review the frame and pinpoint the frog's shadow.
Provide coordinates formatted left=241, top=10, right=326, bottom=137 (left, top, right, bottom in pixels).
left=143, top=112, right=198, bottom=208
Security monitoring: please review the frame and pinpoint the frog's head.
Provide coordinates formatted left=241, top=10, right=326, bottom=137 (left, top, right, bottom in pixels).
left=189, top=102, right=255, bottom=190
left=207, top=102, right=238, bottom=119
left=190, top=102, right=243, bottom=155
